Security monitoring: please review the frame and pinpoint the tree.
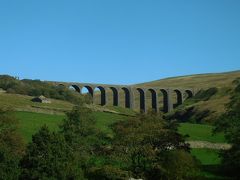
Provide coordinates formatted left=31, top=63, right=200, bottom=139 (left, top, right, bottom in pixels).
left=110, top=112, right=199, bottom=180
left=214, top=78, right=240, bottom=178
left=20, top=125, right=84, bottom=180
left=0, top=108, right=24, bottom=180
left=60, top=106, right=104, bottom=175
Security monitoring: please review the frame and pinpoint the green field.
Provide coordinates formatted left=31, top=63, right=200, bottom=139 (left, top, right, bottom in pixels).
left=16, top=111, right=64, bottom=142
left=179, top=123, right=226, bottom=143
left=191, top=149, right=221, bottom=165
left=16, top=111, right=128, bottom=142
left=0, top=93, right=73, bottom=114
left=16, top=111, right=225, bottom=143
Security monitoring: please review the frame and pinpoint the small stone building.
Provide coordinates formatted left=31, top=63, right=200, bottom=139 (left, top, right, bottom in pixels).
left=31, top=95, right=51, bottom=104
left=0, top=88, right=6, bottom=93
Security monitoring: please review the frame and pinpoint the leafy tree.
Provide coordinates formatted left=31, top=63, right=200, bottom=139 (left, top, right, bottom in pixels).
left=214, top=78, right=240, bottom=178
left=110, top=112, right=199, bottom=180
left=60, top=106, right=97, bottom=149
left=0, top=108, right=24, bottom=180
left=20, top=125, right=85, bottom=180
left=59, top=106, right=102, bottom=172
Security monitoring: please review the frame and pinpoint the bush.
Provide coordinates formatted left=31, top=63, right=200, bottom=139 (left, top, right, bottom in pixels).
left=109, top=112, right=200, bottom=180
left=20, top=125, right=85, bottom=180
left=214, top=78, right=240, bottom=178
left=193, top=87, right=218, bottom=102
left=0, top=108, right=24, bottom=180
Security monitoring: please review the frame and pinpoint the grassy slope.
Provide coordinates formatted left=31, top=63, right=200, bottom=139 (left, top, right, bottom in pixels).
left=96, top=71, right=240, bottom=120
left=16, top=111, right=225, bottom=144
left=191, top=149, right=221, bottom=165
left=0, top=92, right=73, bottom=114
left=179, top=123, right=225, bottom=143
left=137, top=71, right=240, bottom=122
left=15, top=111, right=223, bottom=164
left=16, top=111, right=128, bottom=143
left=137, top=70, right=240, bottom=89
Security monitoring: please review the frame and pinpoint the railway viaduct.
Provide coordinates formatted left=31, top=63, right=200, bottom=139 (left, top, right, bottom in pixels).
left=50, top=82, right=197, bottom=113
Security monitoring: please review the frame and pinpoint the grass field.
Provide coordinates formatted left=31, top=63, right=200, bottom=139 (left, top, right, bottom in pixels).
left=16, top=111, right=226, bottom=143
left=16, top=111, right=64, bottom=142
left=178, top=123, right=226, bottom=143
left=191, top=149, right=221, bottom=165
left=15, top=111, right=128, bottom=142
left=0, top=93, right=73, bottom=114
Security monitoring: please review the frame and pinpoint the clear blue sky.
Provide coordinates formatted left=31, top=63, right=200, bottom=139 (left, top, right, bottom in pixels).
left=0, top=0, right=240, bottom=85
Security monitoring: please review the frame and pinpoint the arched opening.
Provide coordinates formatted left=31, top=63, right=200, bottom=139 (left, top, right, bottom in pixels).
left=58, top=83, right=65, bottom=88
left=147, top=89, right=158, bottom=112
left=69, top=85, right=81, bottom=93
left=109, top=87, right=119, bottom=106
left=160, top=89, right=169, bottom=113
left=185, top=90, right=193, bottom=99
left=81, top=86, right=94, bottom=103
left=94, top=86, right=107, bottom=106
left=173, top=89, right=183, bottom=108
left=122, top=87, right=131, bottom=108
left=136, top=88, right=146, bottom=113
left=57, top=84, right=67, bottom=94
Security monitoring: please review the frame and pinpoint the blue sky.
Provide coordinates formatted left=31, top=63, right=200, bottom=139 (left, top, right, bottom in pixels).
left=0, top=0, right=240, bottom=84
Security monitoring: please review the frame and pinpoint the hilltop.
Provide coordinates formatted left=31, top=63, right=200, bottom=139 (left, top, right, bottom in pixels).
left=136, top=70, right=240, bottom=89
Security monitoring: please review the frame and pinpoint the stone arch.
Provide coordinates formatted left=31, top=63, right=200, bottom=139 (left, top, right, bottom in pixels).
left=109, top=87, right=119, bottom=106
left=70, top=85, right=81, bottom=93
left=173, top=89, right=183, bottom=107
left=81, top=86, right=94, bottom=95
left=185, top=89, right=193, bottom=99
left=122, top=87, right=131, bottom=108
left=160, top=89, right=170, bottom=113
left=147, top=88, right=158, bottom=112
left=58, top=83, right=65, bottom=87
left=81, top=86, right=94, bottom=103
left=57, top=83, right=66, bottom=90
left=136, top=88, right=146, bottom=113
left=94, top=86, right=107, bottom=106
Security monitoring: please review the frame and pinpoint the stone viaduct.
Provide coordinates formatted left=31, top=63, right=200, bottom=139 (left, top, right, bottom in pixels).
left=50, top=82, right=197, bottom=113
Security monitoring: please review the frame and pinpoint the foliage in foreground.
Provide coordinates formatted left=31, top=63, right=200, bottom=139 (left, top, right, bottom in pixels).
left=214, top=78, right=240, bottom=179
left=19, top=126, right=84, bottom=179
left=0, top=108, right=25, bottom=180
left=88, top=112, right=200, bottom=180
left=1, top=106, right=202, bottom=179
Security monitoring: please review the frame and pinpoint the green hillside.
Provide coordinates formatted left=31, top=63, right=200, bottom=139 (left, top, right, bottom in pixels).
left=99, top=70, right=240, bottom=123
left=0, top=92, right=73, bottom=114
left=1, top=72, right=236, bottom=179
left=137, top=70, right=240, bottom=89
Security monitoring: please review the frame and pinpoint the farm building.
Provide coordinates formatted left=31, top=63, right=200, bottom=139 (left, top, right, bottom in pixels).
left=31, top=95, right=51, bottom=104
left=0, top=88, right=6, bottom=93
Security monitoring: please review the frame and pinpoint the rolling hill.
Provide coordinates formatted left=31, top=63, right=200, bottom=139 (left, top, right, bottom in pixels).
left=1, top=71, right=236, bottom=179
left=95, top=70, right=240, bottom=123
